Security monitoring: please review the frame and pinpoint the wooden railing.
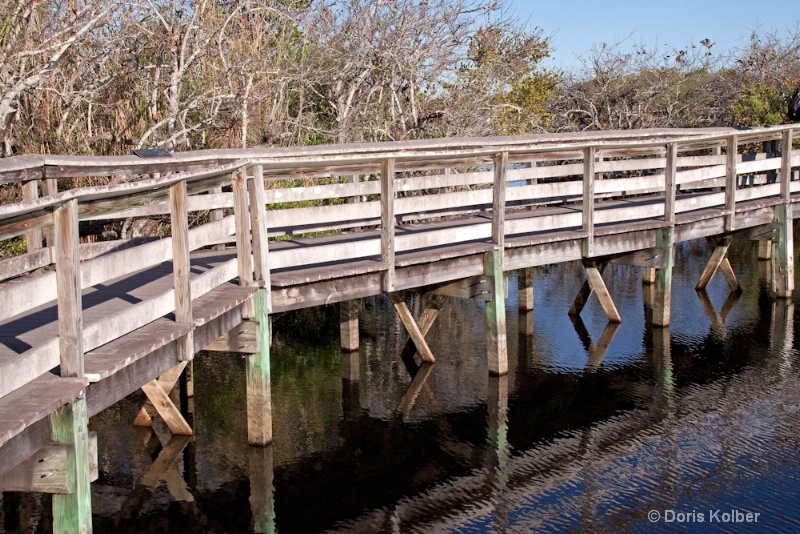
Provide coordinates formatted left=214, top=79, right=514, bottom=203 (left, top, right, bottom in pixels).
left=0, top=125, right=797, bottom=403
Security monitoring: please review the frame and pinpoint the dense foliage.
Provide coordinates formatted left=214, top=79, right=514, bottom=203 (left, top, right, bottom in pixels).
left=2, top=0, right=800, bottom=158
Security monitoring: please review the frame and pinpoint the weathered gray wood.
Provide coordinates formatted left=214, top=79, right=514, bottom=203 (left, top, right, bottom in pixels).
left=248, top=165, right=271, bottom=302
left=340, top=300, right=360, bottom=351
left=653, top=227, right=674, bottom=327
left=725, top=135, right=738, bottom=232
left=389, top=292, right=436, bottom=364
left=585, top=262, right=621, bottom=323
left=665, top=143, right=677, bottom=223
left=773, top=203, right=795, bottom=298
left=233, top=170, right=255, bottom=318
left=519, top=268, right=534, bottom=311
left=399, top=294, right=447, bottom=359
left=484, top=249, right=508, bottom=375
left=608, top=249, right=667, bottom=269
left=696, top=237, right=732, bottom=290
left=583, top=147, right=595, bottom=257
left=381, top=159, right=396, bottom=292
left=139, top=379, right=193, bottom=435
left=0, top=444, right=70, bottom=493
left=54, top=198, right=84, bottom=378
left=22, top=180, right=43, bottom=253
left=170, top=180, right=194, bottom=362
left=493, top=152, right=508, bottom=248
left=205, top=320, right=260, bottom=353
left=248, top=289, right=273, bottom=445
left=782, top=129, right=793, bottom=201
left=568, top=262, right=607, bottom=317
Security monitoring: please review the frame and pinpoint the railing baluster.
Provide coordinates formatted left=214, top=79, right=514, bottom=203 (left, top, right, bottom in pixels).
left=169, top=179, right=193, bottom=361
left=583, top=146, right=595, bottom=257
left=665, top=143, right=677, bottom=223
left=493, top=152, right=508, bottom=249
left=54, top=198, right=84, bottom=377
left=781, top=129, right=793, bottom=202
left=381, top=158, right=395, bottom=292
left=42, top=176, right=58, bottom=248
left=233, top=169, right=255, bottom=317
left=23, top=180, right=42, bottom=253
left=725, top=134, right=738, bottom=232
left=248, top=165, right=271, bottom=306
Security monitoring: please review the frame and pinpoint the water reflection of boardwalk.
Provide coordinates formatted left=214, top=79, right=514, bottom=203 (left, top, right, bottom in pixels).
left=1, top=126, right=799, bottom=531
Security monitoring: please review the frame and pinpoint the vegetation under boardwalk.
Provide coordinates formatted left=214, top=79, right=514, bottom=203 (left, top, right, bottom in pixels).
left=0, top=125, right=798, bottom=532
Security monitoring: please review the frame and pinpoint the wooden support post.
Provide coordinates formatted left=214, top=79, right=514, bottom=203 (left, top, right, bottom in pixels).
left=773, top=129, right=794, bottom=299
left=247, top=289, right=273, bottom=445
left=389, top=292, right=436, bottom=364
left=758, top=240, right=773, bottom=260
left=484, top=250, right=508, bottom=375
left=139, top=378, right=192, bottom=435
left=399, top=293, right=447, bottom=359
left=210, top=185, right=226, bottom=250
left=583, top=146, right=596, bottom=257
left=773, top=204, right=794, bottom=298
left=23, top=180, right=42, bottom=252
left=725, top=134, right=738, bottom=233
left=54, top=198, right=84, bottom=378
left=50, top=396, right=92, bottom=534
left=170, top=180, right=194, bottom=361
left=584, top=261, right=621, bottom=323
left=642, top=267, right=657, bottom=285
left=568, top=262, right=608, bottom=318
left=493, top=152, right=508, bottom=249
left=381, top=159, right=396, bottom=292
left=233, top=169, right=255, bottom=318
left=340, top=300, right=360, bottom=351
left=653, top=227, right=674, bottom=327
left=518, top=268, right=533, bottom=311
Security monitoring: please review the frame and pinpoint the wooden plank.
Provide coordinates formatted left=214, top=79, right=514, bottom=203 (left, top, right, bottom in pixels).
left=0, top=444, right=70, bottom=493
left=170, top=180, right=194, bottom=362
left=399, top=294, right=447, bottom=360
left=696, top=237, right=731, bottom=290
left=248, top=289, right=272, bottom=445
left=206, top=320, right=260, bottom=353
left=388, top=292, right=435, bottom=364
left=493, top=152, right=508, bottom=248
left=583, top=147, right=595, bottom=257
left=484, top=250, right=508, bottom=375
left=381, top=159, right=396, bottom=291
left=50, top=396, right=92, bottom=534
left=607, top=248, right=667, bottom=269
left=140, top=380, right=193, bottom=435
left=233, top=170, right=255, bottom=318
left=585, top=262, right=621, bottom=323
left=426, top=275, right=491, bottom=301
left=719, top=258, right=741, bottom=293
left=0, top=247, right=51, bottom=280
left=54, top=198, right=84, bottom=378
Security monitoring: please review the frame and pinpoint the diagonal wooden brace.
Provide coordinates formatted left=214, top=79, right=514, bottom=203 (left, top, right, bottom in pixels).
left=133, top=362, right=192, bottom=435
left=389, top=292, right=436, bottom=364
left=569, top=261, right=621, bottom=323
left=696, top=237, right=740, bottom=292
left=399, top=294, right=447, bottom=361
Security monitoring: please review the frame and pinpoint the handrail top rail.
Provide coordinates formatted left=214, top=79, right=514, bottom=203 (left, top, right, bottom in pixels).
left=0, top=160, right=249, bottom=223
left=1, top=125, right=795, bottom=184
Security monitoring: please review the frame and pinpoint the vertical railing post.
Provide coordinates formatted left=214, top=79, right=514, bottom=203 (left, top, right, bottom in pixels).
left=773, top=129, right=794, bottom=298
left=246, top=164, right=273, bottom=446
left=23, top=180, right=42, bottom=252
left=54, top=198, right=84, bottom=377
left=485, top=152, right=509, bottom=376
left=381, top=159, right=395, bottom=292
left=52, top=197, right=92, bottom=533
left=654, top=143, right=677, bottom=327
left=42, top=175, right=58, bottom=247
left=725, top=134, right=738, bottom=233
left=583, top=147, right=595, bottom=257
left=233, top=169, right=255, bottom=317
left=169, top=179, right=193, bottom=361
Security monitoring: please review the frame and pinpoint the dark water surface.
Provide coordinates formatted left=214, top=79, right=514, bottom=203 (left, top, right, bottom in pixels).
left=4, top=231, right=800, bottom=533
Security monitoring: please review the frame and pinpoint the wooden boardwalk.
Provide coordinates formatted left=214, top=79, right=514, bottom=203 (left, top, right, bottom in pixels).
left=0, top=126, right=798, bottom=531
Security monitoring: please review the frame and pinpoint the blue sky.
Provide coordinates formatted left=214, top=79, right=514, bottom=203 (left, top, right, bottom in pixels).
left=508, top=0, right=800, bottom=71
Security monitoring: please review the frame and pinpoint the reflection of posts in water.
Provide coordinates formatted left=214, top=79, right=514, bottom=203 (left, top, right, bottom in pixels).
left=397, top=363, right=435, bottom=417
left=249, top=445, right=276, bottom=534
left=770, top=301, right=795, bottom=380
left=341, top=350, right=361, bottom=422
left=485, top=375, right=510, bottom=529
left=696, top=289, right=740, bottom=338
left=651, top=326, right=674, bottom=418
left=569, top=314, right=619, bottom=371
